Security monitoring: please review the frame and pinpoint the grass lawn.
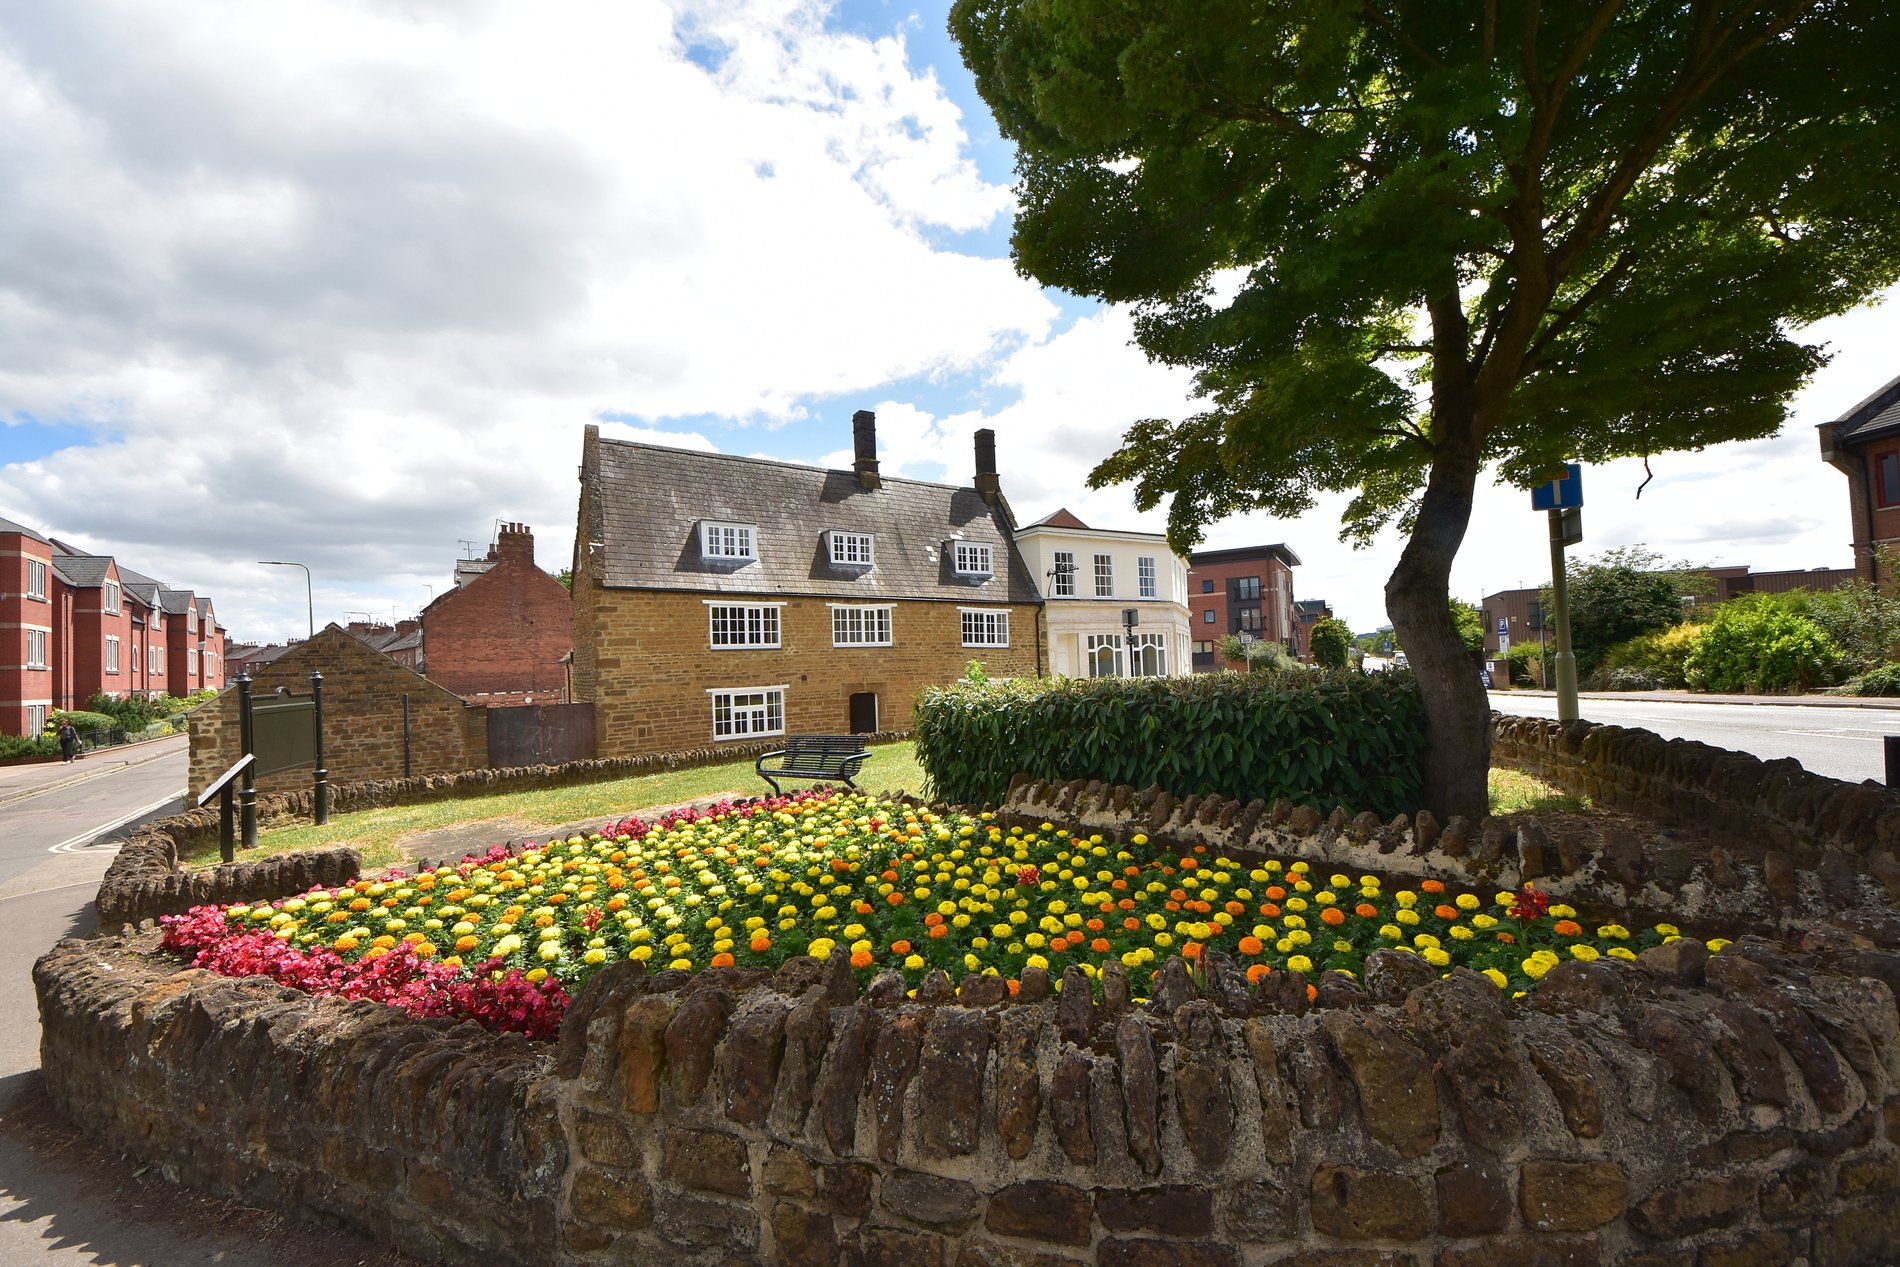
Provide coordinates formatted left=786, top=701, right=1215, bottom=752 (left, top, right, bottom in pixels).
left=184, top=742, right=1583, bottom=872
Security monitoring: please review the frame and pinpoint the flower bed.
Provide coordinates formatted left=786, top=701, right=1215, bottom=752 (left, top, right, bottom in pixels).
left=161, top=789, right=1714, bottom=1039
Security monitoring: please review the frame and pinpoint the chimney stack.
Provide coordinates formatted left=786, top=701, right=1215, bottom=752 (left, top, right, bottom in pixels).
left=974, top=429, right=1001, bottom=505
left=852, top=410, right=881, bottom=489
left=497, top=522, right=535, bottom=565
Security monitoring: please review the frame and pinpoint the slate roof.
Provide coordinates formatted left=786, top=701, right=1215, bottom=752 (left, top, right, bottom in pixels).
left=116, top=565, right=166, bottom=607
left=454, top=558, right=496, bottom=587
left=0, top=514, right=48, bottom=543
left=49, top=552, right=115, bottom=588
left=159, top=589, right=197, bottom=615
left=588, top=437, right=1039, bottom=604
left=1833, top=372, right=1900, bottom=443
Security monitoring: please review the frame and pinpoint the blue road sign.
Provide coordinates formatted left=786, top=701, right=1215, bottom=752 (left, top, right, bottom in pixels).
left=1532, top=463, right=1583, bottom=510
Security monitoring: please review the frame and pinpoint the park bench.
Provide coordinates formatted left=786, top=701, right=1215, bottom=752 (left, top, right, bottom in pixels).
left=755, top=735, right=872, bottom=795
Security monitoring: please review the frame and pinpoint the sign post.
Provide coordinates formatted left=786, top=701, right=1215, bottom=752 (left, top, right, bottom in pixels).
left=1532, top=464, right=1584, bottom=721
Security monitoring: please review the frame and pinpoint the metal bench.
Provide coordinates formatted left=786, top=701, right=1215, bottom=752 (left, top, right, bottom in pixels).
left=755, top=735, right=872, bottom=795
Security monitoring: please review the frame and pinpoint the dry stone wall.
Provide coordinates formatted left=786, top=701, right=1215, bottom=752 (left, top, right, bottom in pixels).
left=35, top=925, right=1900, bottom=1266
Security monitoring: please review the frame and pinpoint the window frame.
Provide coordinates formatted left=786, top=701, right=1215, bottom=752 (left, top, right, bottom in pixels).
left=26, top=704, right=46, bottom=734
left=25, top=628, right=48, bottom=668
left=105, top=636, right=120, bottom=674
left=1052, top=550, right=1076, bottom=597
left=952, top=541, right=994, bottom=577
left=1203, top=609, right=1216, bottom=624
left=1876, top=449, right=1900, bottom=509
left=959, top=607, right=1010, bottom=647
left=700, top=521, right=759, bottom=562
left=705, top=601, right=784, bottom=650
left=1085, top=632, right=1122, bottom=678
left=829, top=603, right=893, bottom=647
left=26, top=559, right=46, bottom=600
left=1137, top=556, right=1157, bottom=598
left=1232, top=575, right=1262, bottom=601
left=1130, top=632, right=1168, bottom=677
left=1093, top=553, right=1114, bottom=598
left=827, top=531, right=875, bottom=568
left=707, top=685, right=787, bottom=741
left=104, top=581, right=120, bottom=611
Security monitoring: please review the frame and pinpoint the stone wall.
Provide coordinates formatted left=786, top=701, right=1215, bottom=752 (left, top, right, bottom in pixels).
left=103, top=731, right=911, bottom=927
left=35, top=926, right=1900, bottom=1266
left=187, top=623, right=488, bottom=799
left=1491, top=713, right=1900, bottom=862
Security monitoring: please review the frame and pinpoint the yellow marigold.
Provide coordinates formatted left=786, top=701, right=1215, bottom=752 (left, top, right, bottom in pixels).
left=1481, top=968, right=1508, bottom=989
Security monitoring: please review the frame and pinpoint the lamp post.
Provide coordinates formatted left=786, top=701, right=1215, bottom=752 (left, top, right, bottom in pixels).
left=259, top=560, right=313, bottom=640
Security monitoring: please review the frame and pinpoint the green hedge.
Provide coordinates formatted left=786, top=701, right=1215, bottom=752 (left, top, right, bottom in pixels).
left=914, top=671, right=1427, bottom=816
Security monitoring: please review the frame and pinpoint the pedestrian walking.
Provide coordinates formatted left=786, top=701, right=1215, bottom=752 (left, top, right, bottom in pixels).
left=56, top=717, right=79, bottom=763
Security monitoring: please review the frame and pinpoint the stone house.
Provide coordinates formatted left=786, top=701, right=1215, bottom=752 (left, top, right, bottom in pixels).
left=1819, top=372, right=1900, bottom=586
left=420, top=522, right=572, bottom=706
left=569, top=413, right=1045, bottom=757
left=1010, top=508, right=1191, bottom=678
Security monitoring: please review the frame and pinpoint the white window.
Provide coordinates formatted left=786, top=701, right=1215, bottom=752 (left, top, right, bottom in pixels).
left=25, top=629, right=48, bottom=668
left=960, top=608, right=1010, bottom=647
left=709, top=686, right=785, bottom=740
left=105, top=636, right=120, bottom=674
left=1130, top=632, right=1168, bottom=677
left=1093, top=553, right=1114, bottom=598
left=188, top=648, right=198, bottom=673
left=26, top=559, right=46, bottom=599
left=707, top=603, right=782, bottom=649
left=828, top=531, right=874, bottom=567
left=187, top=607, right=197, bottom=633
left=1052, top=550, right=1076, bottom=597
left=1086, top=633, right=1121, bottom=678
left=150, top=645, right=161, bottom=673
left=831, top=605, right=893, bottom=647
left=1138, top=556, right=1157, bottom=599
left=701, top=522, right=757, bottom=561
left=953, top=542, right=993, bottom=576
left=105, top=581, right=120, bottom=611
left=27, top=704, right=46, bottom=734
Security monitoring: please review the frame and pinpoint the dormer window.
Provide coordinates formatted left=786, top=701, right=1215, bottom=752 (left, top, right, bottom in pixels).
left=828, top=531, right=874, bottom=567
left=701, top=521, right=757, bottom=561
left=952, top=541, right=993, bottom=577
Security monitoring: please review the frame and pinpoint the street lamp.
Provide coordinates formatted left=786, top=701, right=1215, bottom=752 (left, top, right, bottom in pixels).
left=259, top=560, right=313, bottom=640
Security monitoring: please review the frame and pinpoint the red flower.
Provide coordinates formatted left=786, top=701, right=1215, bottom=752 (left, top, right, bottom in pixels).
left=1016, top=866, right=1040, bottom=887
left=1508, top=884, right=1550, bottom=922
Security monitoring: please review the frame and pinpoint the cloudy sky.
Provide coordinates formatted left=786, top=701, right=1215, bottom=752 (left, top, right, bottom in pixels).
left=0, top=0, right=1893, bottom=644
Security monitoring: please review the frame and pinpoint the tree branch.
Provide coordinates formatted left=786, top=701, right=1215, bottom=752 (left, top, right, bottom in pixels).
left=1362, top=2, right=1447, bottom=71
left=1193, top=100, right=1390, bottom=178
left=1525, top=248, right=1637, bottom=364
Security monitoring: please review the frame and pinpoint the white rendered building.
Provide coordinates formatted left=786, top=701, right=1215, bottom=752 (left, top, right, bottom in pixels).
left=1013, top=509, right=1193, bottom=678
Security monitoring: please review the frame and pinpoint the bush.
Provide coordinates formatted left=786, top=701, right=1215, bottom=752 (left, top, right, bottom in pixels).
left=1216, top=634, right=1299, bottom=673
left=1308, top=617, right=1353, bottom=670
left=1504, top=641, right=1543, bottom=686
left=913, top=672, right=1427, bottom=816
left=52, top=709, right=120, bottom=735
left=1683, top=596, right=1843, bottom=693
left=1805, top=581, right=1900, bottom=676
left=1850, top=663, right=1900, bottom=697
left=0, top=734, right=55, bottom=759
left=1584, top=666, right=1665, bottom=691
left=88, top=692, right=161, bottom=730
left=1593, top=623, right=1702, bottom=689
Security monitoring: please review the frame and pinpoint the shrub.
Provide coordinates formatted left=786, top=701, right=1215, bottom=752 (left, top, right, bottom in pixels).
left=1584, top=666, right=1664, bottom=691
left=52, top=709, right=120, bottom=735
left=913, top=672, right=1426, bottom=816
left=1684, top=596, right=1843, bottom=693
left=1308, top=616, right=1353, bottom=670
left=0, top=734, right=55, bottom=759
left=88, top=692, right=161, bottom=730
left=1594, top=623, right=1702, bottom=689
left=1216, top=634, right=1298, bottom=673
left=1850, top=663, right=1900, bottom=697
left=1504, top=641, right=1543, bottom=686
left=1805, top=581, right=1900, bottom=676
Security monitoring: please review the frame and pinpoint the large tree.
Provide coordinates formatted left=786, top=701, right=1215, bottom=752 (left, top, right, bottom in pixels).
left=950, top=0, right=1900, bottom=815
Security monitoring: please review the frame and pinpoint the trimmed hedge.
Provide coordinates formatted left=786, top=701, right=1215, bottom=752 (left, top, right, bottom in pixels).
left=914, top=671, right=1426, bottom=815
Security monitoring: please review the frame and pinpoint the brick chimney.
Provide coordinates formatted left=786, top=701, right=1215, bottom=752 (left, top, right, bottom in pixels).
left=496, top=522, right=535, bottom=566
left=974, top=429, right=1001, bottom=505
left=852, top=410, right=881, bottom=490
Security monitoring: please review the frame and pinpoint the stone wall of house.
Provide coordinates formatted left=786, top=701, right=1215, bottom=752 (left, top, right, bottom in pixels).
left=1491, top=713, right=1900, bottom=863
left=578, top=586, right=1043, bottom=759
left=187, top=624, right=489, bottom=799
left=36, top=927, right=1900, bottom=1267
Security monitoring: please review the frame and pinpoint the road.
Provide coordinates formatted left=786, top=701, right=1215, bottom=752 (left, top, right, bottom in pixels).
left=0, top=739, right=416, bottom=1266
left=1488, top=692, right=1900, bottom=784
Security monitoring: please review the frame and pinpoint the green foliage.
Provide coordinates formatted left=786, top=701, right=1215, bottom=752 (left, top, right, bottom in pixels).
left=1590, top=623, right=1704, bottom=690
left=1684, top=596, right=1843, bottom=694
left=88, top=691, right=160, bottom=730
left=913, top=673, right=1426, bottom=816
left=1545, top=547, right=1703, bottom=676
left=52, top=709, right=119, bottom=734
left=1849, top=664, right=1900, bottom=697
left=1450, top=599, right=1484, bottom=655
left=1803, top=581, right=1900, bottom=676
left=1308, top=616, right=1352, bottom=670
left=1504, top=642, right=1543, bottom=686
left=0, top=733, right=56, bottom=759
left=962, top=660, right=991, bottom=685
left=1218, top=635, right=1298, bottom=673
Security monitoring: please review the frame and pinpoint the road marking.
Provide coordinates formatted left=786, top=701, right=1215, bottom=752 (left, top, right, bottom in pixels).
left=47, top=792, right=184, bottom=854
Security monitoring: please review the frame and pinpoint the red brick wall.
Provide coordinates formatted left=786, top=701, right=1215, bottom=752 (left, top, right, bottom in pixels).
left=1187, top=553, right=1297, bottom=667
left=423, top=527, right=572, bottom=702
left=1, top=531, right=56, bottom=735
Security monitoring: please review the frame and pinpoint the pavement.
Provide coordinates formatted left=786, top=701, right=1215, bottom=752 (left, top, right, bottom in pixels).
left=0, top=735, right=188, bottom=810
left=1492, top=687, right=1900, bottom=710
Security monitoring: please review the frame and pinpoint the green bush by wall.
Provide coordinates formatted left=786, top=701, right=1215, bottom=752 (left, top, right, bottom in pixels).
left=914, top=671, right=1426, bottom=816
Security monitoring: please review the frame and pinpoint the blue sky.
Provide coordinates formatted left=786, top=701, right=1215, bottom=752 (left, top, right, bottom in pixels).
left=0, top=0, right=1893, bottom=643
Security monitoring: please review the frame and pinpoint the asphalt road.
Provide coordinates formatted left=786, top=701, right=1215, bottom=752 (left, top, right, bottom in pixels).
left=1488, top=691, right=1900, bottom=784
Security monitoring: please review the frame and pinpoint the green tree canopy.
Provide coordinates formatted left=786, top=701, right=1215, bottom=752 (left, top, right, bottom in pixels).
left=951, top=0, right=1900, bottom=814
left=1308, top=615, right=1354, bottom=669
left=1543, top=545, right=1706, bottom=675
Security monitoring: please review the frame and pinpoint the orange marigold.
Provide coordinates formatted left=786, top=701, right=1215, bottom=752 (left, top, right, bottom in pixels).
left=887, top=892, right=905, bottom=906
left=1090, top=938, right=1111, bottom=954
left=1435, top=904, right=1459, bottom=921
left=710, top=952, right=736, bottom=968
left=1123, top=917, right=1141, bottom=932
left=928, top=924, right=949, bottom=939
left=923, top=912, right=944, bottom=927
left=1320, top=907, right=1347, bottom=927
left=1305, top=983, right=1319, bottom=1003
left=1049, top=936, right=1070, bottom=953
left=1086, top=918, right=1105, bottom=932
left=1355, top=903, right=1378, bottom=918
left=1007, top=979, right=1021, bottom=996
left=1495, top=932, right=1517, bottom=944
left=750, top=935, right=771, bottom=953
left=1225, top=901, right=1247, bottom=916
left=1246, top=964, right=1272, bottom=984
left=849, top=949, right=874, bottom=969
left=1265, top=886, right=1286, bottom=901
left=1260, top=903, right=1281, bottom=918
left=1554, top=919, right=1583, bottom=937
left=1118, top=898, right=1137, bottom=910
left=1237, top=936, right=1264, bottom=956
left=1182, top=941, right=1204, bottom=961
left=1420, top=879, right=1446, bottom=894
left=891, top=940, right=913, bottom=955
left=1169, top=889, right=1188, bottom=902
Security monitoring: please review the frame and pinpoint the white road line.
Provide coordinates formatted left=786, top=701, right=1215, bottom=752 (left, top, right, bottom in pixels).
left=47, top=792, right=184, bottom=854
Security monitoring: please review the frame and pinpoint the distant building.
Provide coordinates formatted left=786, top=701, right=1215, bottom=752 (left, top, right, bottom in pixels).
left=1291, top=597, right=1333, bottom=660
left=1011, top=509, right=1191, bottom=678
left=1819, top=373, right=1900, bottom=585
left=1185, top=544, right=1302, bottom=671
left=421, top=523, right=571, bottom=706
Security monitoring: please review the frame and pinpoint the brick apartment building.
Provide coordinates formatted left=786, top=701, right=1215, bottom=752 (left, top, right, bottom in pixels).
left=1292, top=597, right=1334, bottom=660
left=1, top=514, right=228, bottom=736
left=421, top=522, right=572, bottom=705
left=1820, top=372, right=1900, bottom=586
left=570, top=413, right=1043, bottom=756
left=1185, top=544, right=1303, bottom=671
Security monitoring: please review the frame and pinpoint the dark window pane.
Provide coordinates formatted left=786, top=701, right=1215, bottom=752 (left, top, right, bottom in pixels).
left=1880, top=453, right=1900, bottom=506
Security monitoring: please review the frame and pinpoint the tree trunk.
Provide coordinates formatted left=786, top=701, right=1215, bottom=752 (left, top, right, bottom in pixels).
left=1384, top=427, right=1491, bottom=820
